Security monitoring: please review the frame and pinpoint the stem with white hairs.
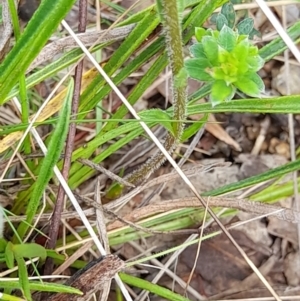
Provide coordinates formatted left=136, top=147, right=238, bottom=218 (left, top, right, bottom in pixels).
left=125, top=0, right=187, bottom=185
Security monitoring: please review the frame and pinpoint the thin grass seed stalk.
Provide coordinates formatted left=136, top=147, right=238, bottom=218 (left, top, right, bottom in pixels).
left=125, top=0, right=187, bottom=185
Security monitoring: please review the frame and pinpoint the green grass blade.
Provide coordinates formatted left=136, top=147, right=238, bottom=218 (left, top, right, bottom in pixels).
left=259, top=21, right=300, bottom=61
left=0, top=0, right=77, bottom=104
left=102, top=52, right=167, bottom=133
left=14, top=79, right=74, bottom=241
left=204, top=159, right=300, bottom=197
left=80, top=37, right=165, bottom=116
left=119, top=273, right=192, bottom=301
left=15, top=257, right=31, bottom=301
left=0, top=281, right=82, bottom=295
left=79, top=9, right=160, bottom=112
left=186, top=95, right=300, bottom=114
left=69, top=126, right=148, bottom=187
left=0, top=293, right=26, bottom=301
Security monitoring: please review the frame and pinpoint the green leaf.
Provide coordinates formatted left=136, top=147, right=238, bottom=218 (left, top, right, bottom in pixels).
left=233, top=39, right=249, bottom=62
left=0, top=280, right=82, bottom=295
left=189, top=43, right=205, bottom=58
left=235, top=73, right=264, bottom=97
left=216, top=13, right=228, bottom=31
left=218, top=25, right=236, bottom=52
left=246, top=55, right=265, bottom=72
left=79, top=9, right=160, bottom=116
left=185, top=58, right=212, bottom=81
left=247, top=72, right=265, bottom=92
left=249, top=28, right=261, bottom=39
left=195, top=27, right=206, bottom=42
left=105, top=182, right=124, bottom=200
left=0, top=293, right=26, bottom=301
left=259, top=21, right=300, bottom=62
left=142, top=109, right=175, bottom=135
left=0, top=238, right=7, bottom=253
left=14, top=79, right=74, bottom=242
left=187, top=95, right=300, bottom=114
left=220, top=2, right=235, bottom=28
left=12, top=243, right=47, bottom=260
left=120, top=273, right=193, bottom=301
left=204, top=159, right=300, bottom=197
left=181, top=115, right=207, bottom=141
left=0, top=0, right=77, bottom=104
left=15, top=257, right=31, bottom=301
left=210, top=80, right=235, bottom=106
left=202, top=36, right=219, bottom=65
left=237, top=18, right=254, bottom=35
left=5, top=242, right=15, bottom=269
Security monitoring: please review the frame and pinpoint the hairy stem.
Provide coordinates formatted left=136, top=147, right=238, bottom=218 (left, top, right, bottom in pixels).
left=125, top=0, right=187, bottom=185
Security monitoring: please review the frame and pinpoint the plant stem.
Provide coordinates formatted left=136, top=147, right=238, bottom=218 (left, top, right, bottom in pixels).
left=125, top=0, right=187, bottom=185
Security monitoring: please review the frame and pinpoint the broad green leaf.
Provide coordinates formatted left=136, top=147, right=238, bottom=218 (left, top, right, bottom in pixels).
left=237, top=18, right=254, bottom=35
left=195, top=27, right=206, bottom=42
left=216, top=13, right=228, bottom=31
left=235, top=74, right=264, bottom=97
left=210, top=80, right=235, bottom=106
left=5, top=242, right=14, bottom=269
left=220, top=2, right=235, bottom=28
left=218, top=25, right=236, bottom=52
left=233, top=39, right=249, bottom=62
left=12, top=243, right=47, bottom=260
left=249, top=28, right=261, bottom=39
left=202, top=36, right=219, bottom=65
left=0, top=0, right=77, bottom=104
left=185, top=58, right=212, bottom=81
left=14, top=79, right=74, bottom=242
left=247, top=72, right=265, bottom=93
left=246, top=55, right=265, bottom=72
left=189, top=43, right=205, bottom=58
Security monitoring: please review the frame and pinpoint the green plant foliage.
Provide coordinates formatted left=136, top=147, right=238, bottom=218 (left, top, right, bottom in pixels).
left=0, top=0, right=77, bottom=103
left=3, top=242, right=47, bottom=300
left=2, top=0, right=300, bottom=297
left=237, top=17, right=254, bottom=35
left=120, top=273, right=193, bottom=301
left=0, top=280, right=82, bottom=295
left=142, top=109, right=175, bottom=135
left=221, top=2, right=235, bottom=28
left=186, top=22, right=265, bottom=106
left=14, top=79, right=74, bottom=241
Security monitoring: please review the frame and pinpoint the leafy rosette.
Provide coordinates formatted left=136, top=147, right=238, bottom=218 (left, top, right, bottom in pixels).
left=185, top=25, right=265, bottom=106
